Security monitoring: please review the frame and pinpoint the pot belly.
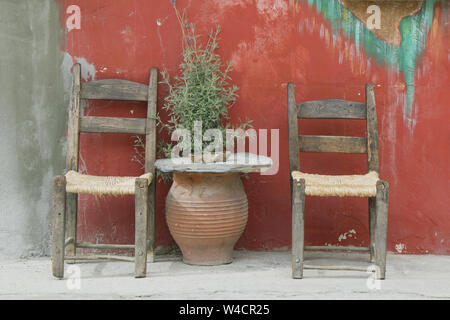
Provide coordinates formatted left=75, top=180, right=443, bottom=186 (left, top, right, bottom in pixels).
left=166, top=172, right=248, bottom=265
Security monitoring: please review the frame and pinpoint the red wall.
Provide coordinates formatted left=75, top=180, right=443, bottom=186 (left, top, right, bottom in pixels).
left=59, top=0, right=449, bottom=254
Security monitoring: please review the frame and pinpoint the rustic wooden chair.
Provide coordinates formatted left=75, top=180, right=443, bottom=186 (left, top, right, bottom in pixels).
left=288, top=83, right=389, bottom=279
left=51, top=64, right=158, bottom=279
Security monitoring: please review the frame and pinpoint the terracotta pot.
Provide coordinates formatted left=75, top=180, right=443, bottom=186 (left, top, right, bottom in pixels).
left=166, top=172, right=248, bottom=265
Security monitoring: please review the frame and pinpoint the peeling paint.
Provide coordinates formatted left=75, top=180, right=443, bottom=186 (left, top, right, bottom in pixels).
left=395, top=243, right=406, bottom=253
left=257, top=0, right=289, bottom=20
left=338, top=229, right=357, bottom=242
left=298, top=0, right=437, bottom=127
left=211, top=0, right=251, bottom=10
left=63, top=52, right=96, bottom=83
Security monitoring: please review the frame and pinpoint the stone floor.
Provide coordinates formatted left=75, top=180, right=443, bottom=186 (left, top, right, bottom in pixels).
left=0, top=251, right=449, bottom=299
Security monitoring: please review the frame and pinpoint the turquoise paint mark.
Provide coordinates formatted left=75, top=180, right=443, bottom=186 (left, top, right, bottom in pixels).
left=304, top=0, right=437, bottom=116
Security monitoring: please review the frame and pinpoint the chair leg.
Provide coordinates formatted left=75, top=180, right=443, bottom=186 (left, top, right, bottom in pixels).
left=52, top=176, right=66, bottom=279
left=369, top=197, right=376, bottom=263
left=374, top=180, right=389, bottom=280
left=292, top=178, right=306, bottom=279
left=65, top=193, right=78, bottom=264
left=134, top=178, right=149, bottom=278
left=147, top=179, right=156, bottom=263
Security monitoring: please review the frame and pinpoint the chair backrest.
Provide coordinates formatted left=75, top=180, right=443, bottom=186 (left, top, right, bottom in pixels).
left=66, top=63, right=158, bottom=175
left=287, top=83, right=379, bottom=174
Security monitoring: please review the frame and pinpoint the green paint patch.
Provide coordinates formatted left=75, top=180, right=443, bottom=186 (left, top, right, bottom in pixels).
left=304, top=0, right=436, bottom=116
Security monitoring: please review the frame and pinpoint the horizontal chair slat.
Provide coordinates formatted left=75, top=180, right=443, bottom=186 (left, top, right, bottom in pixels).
left=80, top=116, right=146, bottom=134
left=64, top=255, right=135, bottom=262
left=299, top=135, right=367, bottom=153
left=298, top=99, right=367, bottom=119
left=81, top=79, right=149, bottom=101
left=303, top=264, right=370, bottom=272
left=76, top=242, right=135, bottom=250
left=305, top=245, right=370, bottom=252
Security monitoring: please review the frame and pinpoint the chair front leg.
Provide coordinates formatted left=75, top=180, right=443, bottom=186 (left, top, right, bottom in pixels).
left=65, top=192, right=78, bottom=264
left=369, top=197, right=376, bottom=263
left=134, top=178, right=149, bottom=278
left=52, top=176, right=67, bottom=279
left=374, top=180, right=389, bottom=280
left=292, top=178, right=306, bottom=279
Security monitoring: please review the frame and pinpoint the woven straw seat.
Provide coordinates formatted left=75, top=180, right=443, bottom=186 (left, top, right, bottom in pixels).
left=291, top=171, right=379, bottom=197
left=65, top=170, right=153, bottom=196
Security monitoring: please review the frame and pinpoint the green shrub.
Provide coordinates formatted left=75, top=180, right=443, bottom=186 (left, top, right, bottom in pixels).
left=159, top=8, right=251, bottom=157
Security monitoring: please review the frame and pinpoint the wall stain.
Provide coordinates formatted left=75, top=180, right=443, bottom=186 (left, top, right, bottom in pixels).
left=296, top=0, right=437, bottom=122
left=339, top=0, right=423, bottom=46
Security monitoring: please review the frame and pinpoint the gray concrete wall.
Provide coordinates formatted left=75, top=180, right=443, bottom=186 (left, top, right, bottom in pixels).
left=0, top=0, right=66, bottom=258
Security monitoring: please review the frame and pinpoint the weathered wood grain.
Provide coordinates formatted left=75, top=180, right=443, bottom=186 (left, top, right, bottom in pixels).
left=64, top=255, right=135, bottom=262
left=145, top=68, right=158, bottom=262
left=66, top=63, right=81, bottom=171
left=303, top=265, right=369, bottom=272
left=134, top=178, right=148, bottom=278
left=288, top=83, right=300, bottom=172
left=305, top=245, right=370, bottom=252
left=81, top=79, right=149, bottom=101
left=52, top=176, right=66, bottom=279
left=369, top=196, right=376, bottom=263
left=298, top=99, right=367, bottom=119
left=76, top=242, right=135, bottom=250
left=292, top=178, right=305, bottom=279
left=65, top=193, right=78, bottom=264
left=374, top=180, right=389, bottom=279
left=366, top=84, right=380, bottom=172
left=80, top=116, right=146, bottom=134
left=65, top=63, right=81, bottom=264
left=298, top=135, right=367, bottom=153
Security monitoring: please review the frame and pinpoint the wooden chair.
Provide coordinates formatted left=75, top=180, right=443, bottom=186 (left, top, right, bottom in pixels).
left=288, top=83, right=389, bottom=279
left=51, top=64, right=158, bottom=278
